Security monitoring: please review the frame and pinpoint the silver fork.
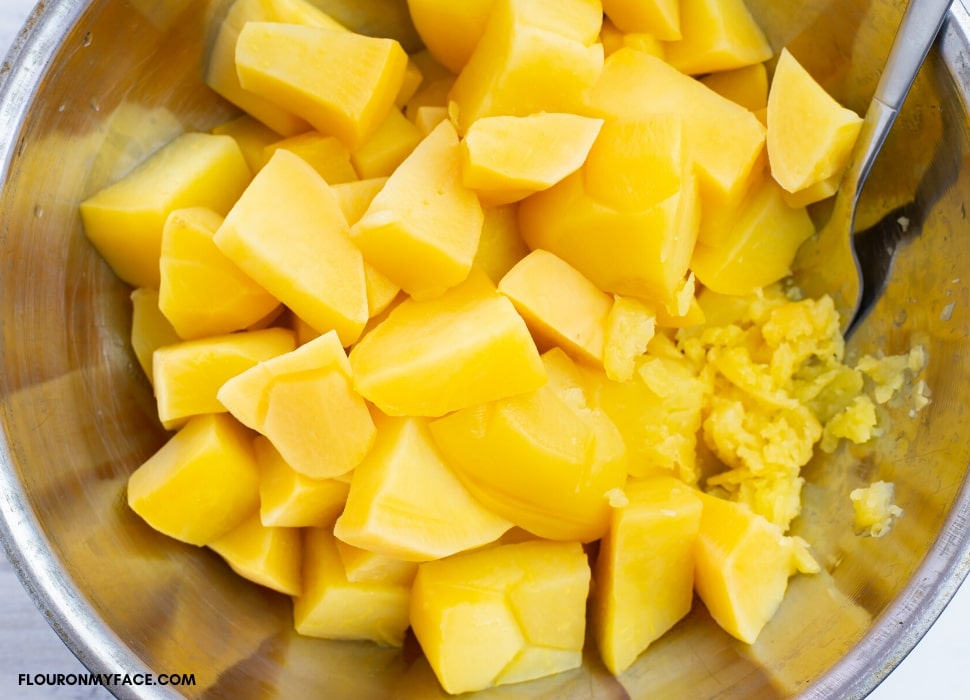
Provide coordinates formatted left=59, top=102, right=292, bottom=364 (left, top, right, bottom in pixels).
left=789, top=0, right=955, bottom=336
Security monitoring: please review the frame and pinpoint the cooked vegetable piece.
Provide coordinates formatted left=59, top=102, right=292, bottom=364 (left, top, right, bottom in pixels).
left=591, top=476, right=703, bottom=674
left=235, top=22, right=408, bottom=149
left=218, top=331, right=376, bottom=480
left=158, top=207, right=281, bottom=340
left=602, top=0, right=681, bottom=40
left=498, top=249, right=613, bottom=367
left=584, top=48, right=765, bottom=208
left=80, top=132, right=251, bottom=289
left=691, top=177, right=815, bottom=295
left=406, top=0, right=496, bottom=73
left=767, top=48, right=863, bottom=198
left=130, top=288, right=180, bottom=385
left=459, top=112, right=604, bottom=205
left=294, top=527, right=412, bottom=645
left=664, top=0, right=773, bottom=75
left=333, top=412, right=512, bottom=560
left=693, top=491, right=818, bottom=643
left=348, top=269, right=546, bottom=417
left=700, top=61, right=769, bottom=112
left=429, top=350, right=627, bottom=542
left=449, top=0, right=604, bottom=133
left=410, top=540, right=590, bottom=694
left=205, top=0, right=346, bottom=136
left=264, top=131, right=358, bottom=184
left=213, top=149, right=368, bottom=346
left=127, top=413, right=260, bottom=546
left=208, top=512, right=302, bottom=595
left=519, top=113, right=700, bottom=308
left=153, top=327, right=296, bottom=430
left=350, top=120, right=483, bottom=300
left=254, top=436, right=351, bottom=528
left=350, top=108, right=424, bottom=179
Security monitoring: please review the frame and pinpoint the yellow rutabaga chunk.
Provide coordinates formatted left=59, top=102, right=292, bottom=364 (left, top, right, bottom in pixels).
left=208, top=511, right=302, bottom=595
left=348, top=269, right=546, bottom=417
left=127, top=413, right=260, bottom=546
left=580, top=351, right=709, bottom=485
left=429, top=351, right=628, bottom=542
left=584, top=48, right=766, bottom=208
left=350, top=120, right=483, bottom=300
left=664, top=0, right=773, bottom=76
left=205, top=0, right=346, bottom=136
left=333, top=412, right=512, bottom=560
left=294, top=527, right=411, bottom=646
left=410, top=540, right=590, bottom=695
left=518, top=113, right=701, bottom=308
left=79, top=132, right=251, bottom=289
left=158, top=207, right=281, bottom=340
left=411, top=104, right=450, bottom=135
left=264, top=131, right=358, bottom=185
left=600, top=18, right=667, bottom=58
left=691, top=177, right=815, bottom=296
left=335, top=540, right=419, bottom=586
left=152, top=327, right=296, bottom=430
left=406, top=0, right=496, bottom=73
left=218, top=331, right=376, bottom=480
left=330, top=178, right=401, bottom=318
left=498, top=249, right=612, bottom=367
left=211, top=113, right=282, bottom=173
left=602, top=0, right=680, bottom=40
left=449, top=0, right=604, bottom=133
left=460, top=113, right=604, bottom=205
left=254, top=436, right=350, bottom=528
left=235, top=22, right=408, bottom=149
left=130, top=288, right=180, bottom=385
left=350, top=108, right=424, bottom=179
left=332, top=177, right=388, bottom=225
left=693, top=492, right=818, bottom=644
left=395, top=59, right=425, bottom=108
left=700, top=62, right=769, bottom=113
left=473, top=204, right=530, bottom=284
left=767, top=48, right=863, bottom=197
left=213, top=149, right=368, bottom=346
left=405, top=77, right=455, bottom=123
left=591, top=476, right=703, bottom=675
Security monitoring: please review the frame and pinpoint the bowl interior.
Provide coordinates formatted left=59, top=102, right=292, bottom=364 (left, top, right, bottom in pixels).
left=2, top=1, right=970, bottom=698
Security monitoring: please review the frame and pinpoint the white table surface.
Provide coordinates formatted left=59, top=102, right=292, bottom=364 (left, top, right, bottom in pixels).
left=2, top=1, right=970, bottom=699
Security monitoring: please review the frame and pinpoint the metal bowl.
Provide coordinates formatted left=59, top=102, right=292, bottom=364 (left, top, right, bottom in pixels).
left=2, top=1, right=970, bottom=698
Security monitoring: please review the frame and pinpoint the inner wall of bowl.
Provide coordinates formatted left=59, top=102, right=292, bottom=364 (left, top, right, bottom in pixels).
left=1, top=1, right=969, bottom=698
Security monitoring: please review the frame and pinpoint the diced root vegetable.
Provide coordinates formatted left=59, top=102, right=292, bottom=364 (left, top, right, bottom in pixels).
left=218, top=331, right=376, bottom=480
left=213, top=149, right=368, bottom=346
left=591, top=476, right=703, bottom=674
left=235, top=22, right=408, bottom=149
left=350, top=120, right=483, bottom=300
left=333, top=412, right=512, bottom=560
left=767, top=48, right=863, bottom=195
left=80, top=133, right=252, bottom=289
left=348, top=270, right=547, bottom=417
left=127, top=413, right=261, bottom=546
left=410, top=540, right=590, bottom=694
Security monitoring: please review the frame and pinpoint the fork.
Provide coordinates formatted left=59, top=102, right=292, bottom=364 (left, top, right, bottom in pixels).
left=789, top=0, right=955, bottom=336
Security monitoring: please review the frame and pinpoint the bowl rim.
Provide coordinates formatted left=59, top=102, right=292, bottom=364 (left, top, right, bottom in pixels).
left=1, top=2, right=970, bottom=699
left=1, top=3, right=178, bottom=698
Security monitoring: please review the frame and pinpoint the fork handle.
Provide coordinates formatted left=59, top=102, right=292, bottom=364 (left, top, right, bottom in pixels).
left=848, top=0, right=954, bottom=194
left=875, top=0, right=954, bottom=110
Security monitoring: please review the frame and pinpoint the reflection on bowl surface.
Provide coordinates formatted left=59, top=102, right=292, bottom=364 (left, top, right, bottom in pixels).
left=2, top=1, right=970, bottom=698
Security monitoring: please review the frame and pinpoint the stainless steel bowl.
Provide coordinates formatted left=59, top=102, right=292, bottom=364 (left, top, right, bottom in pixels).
left=2, top=1, right=970, bottom=698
